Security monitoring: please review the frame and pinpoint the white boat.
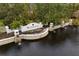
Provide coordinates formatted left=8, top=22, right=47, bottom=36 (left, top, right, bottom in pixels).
left=20, top=28, right=49, bottom=40
left=19, top=22, right=49, bottom=40
left=0, top=22, right=49, bottom=46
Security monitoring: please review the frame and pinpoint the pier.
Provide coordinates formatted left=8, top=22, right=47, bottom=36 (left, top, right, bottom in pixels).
left=49, top=19, right=72, bottom=31
left=0, top=19, right=73, bottom=46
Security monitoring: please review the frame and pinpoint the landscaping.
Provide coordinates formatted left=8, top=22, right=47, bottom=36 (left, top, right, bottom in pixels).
left=0, top=4, right=79, bottom=30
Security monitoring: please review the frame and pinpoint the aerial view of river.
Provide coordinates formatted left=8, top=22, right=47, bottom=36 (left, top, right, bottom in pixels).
left=0, top=26, right=79, bottom=56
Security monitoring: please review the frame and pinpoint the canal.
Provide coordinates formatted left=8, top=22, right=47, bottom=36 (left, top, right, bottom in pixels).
left=0, top=26, right=79, bottom=56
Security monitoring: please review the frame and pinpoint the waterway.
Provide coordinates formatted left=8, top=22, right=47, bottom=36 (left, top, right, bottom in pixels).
left=0, top=26, right=79, bottom=56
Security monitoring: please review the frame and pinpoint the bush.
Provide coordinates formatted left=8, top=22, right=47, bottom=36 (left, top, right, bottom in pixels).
left=72, top=19, right=79, bottom=26
left=0, top=19, right=4, bottom=26
left=10, top=20, right=20, bottom=29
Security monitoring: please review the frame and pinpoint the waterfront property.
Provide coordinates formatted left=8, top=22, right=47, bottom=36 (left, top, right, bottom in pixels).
left=0, top=19, right=73, bottom=46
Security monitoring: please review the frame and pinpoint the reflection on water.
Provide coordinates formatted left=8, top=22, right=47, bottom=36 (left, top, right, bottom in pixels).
left=0, top=26, right=79, bottom=56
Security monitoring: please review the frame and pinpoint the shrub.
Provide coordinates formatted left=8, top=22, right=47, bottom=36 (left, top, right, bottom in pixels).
left=0, top=19, right=4, bottom=26
left=10, top=20, right=20, bottom=29
left=72, top=19, right=79, bottom=26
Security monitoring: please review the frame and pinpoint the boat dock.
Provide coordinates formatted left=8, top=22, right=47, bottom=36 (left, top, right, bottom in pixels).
left=0, top=19, right=73, bottom=46
left=49, top=19, right=72, bottom=31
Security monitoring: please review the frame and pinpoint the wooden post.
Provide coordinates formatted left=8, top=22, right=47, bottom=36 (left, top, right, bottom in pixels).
left=69, top=19, right=73, bottom=25
left=61, top=21, right=65, bottom=27
left=49, top=23, right=54, bottom=31
left=14, top=30, right=21, bottom=45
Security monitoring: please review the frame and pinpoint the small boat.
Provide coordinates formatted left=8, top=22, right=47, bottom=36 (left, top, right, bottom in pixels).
left=20, top=22, right=49, bottom=40
left=0, top=22, right=49, bottom=46
left=20, top=28, right=48, bottom=40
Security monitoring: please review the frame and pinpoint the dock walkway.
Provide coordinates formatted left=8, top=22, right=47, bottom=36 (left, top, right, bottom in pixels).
left=0, top=19, right=73, bottom=46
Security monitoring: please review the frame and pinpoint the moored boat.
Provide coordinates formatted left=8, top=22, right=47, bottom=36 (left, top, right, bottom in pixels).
left=20, top=28, right=48, bottom=40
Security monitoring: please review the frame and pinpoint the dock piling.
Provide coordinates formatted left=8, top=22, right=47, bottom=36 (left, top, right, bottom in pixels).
left=69, top=19, right=73, bottom=25
left=61, top=21, right=65, bottom=28
left=49, top=23, right=54, bottom=31
left=14, top=30, right=22, bottom=45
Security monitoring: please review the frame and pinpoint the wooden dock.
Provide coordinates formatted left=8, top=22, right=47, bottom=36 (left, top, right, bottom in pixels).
left=0, top=19, right=73, bottom=46
left=49, top=19, right=72, bottom=31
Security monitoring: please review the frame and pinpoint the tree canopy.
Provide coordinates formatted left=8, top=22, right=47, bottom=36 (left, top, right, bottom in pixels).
left=0, top=3, right=79, bottom=29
